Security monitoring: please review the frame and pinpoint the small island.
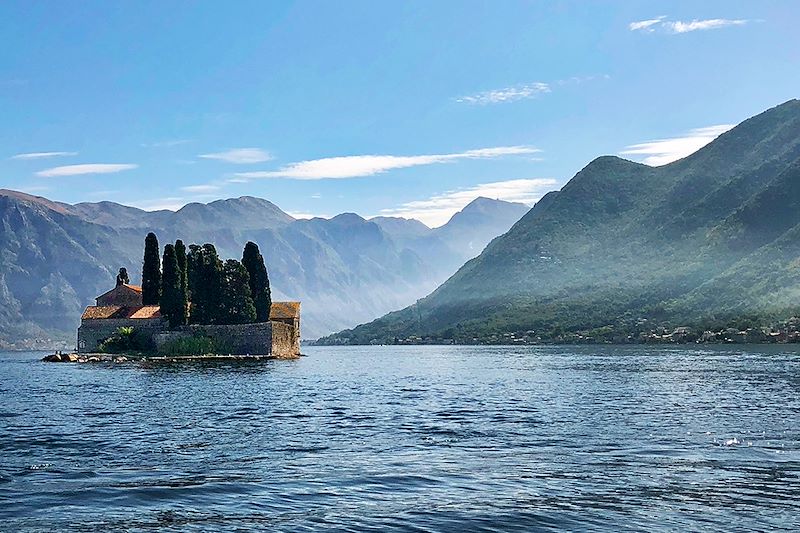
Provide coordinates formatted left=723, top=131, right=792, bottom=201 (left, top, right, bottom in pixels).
left=47, top=233, right=300, bottom=362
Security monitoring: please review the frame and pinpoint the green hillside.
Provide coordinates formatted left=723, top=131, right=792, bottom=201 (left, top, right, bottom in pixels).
left=319, top=99, right=800, bottom=344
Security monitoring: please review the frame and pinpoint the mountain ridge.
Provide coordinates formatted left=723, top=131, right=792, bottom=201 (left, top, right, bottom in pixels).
left=318, top=99, right=800, bottom=345
left=0, top=191, right=529, bottom=348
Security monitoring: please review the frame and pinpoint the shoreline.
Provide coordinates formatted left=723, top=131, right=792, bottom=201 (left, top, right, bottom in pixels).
left=41, top=352, right=302, bottom=363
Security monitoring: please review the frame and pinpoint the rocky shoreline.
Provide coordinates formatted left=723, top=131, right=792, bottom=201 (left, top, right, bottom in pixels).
left=42, top=352, right=129, bottom=363
left=41, top=351, right=297, bottom=363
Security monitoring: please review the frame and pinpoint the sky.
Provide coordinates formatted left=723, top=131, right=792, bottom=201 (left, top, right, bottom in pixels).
left=1, top=1, right=799, bottom=227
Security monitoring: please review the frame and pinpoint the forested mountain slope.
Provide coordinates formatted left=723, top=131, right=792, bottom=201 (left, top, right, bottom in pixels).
left=320, top=100, right=800, bottom=344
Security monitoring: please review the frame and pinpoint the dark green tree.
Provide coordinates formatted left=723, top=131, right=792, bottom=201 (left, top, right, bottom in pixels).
left=219, top=259, right=256, bottom=324
left=187, top=243, right=202, bottom=302
left=160, top=244, right=183, bottom=328
left=142, top=232, right=161, bottom=305
left=242, top=241, right=272, bottom=322
left=187, top=243, right=223, bottom=324
left=174, top=239, right=189, bottom=324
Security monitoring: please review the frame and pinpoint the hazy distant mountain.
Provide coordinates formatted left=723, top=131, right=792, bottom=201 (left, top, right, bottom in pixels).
left=319, top=99, right=800, bottom=345
left=0, top=191, right=528, bottom=348
left=372, top=197, right=531, bottom=281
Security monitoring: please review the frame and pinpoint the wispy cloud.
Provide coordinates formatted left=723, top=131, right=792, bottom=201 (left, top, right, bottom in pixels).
left=180, top=184, right=221, bottom=194
left=456, top=82, right=551, bottom=105
left=629, top=16, right=667, bottom=32
left=11, top=151, right=77, bottom=160
left=129, top=197, right=188, bottom=212
left=36, top=163, right=138, bottom=177
left=456, top=75, right=608, bottom=105
left=629, top=16, right=749, bottom=34
left=199, top=148, right=272, bottom=164
left=619, top=124, right=735, bottom=166
left=287, top=211, right=328, bottom=220
left=231, top=146, right=539, bottom=181
left=143, top=139, right=192, bottom=148
left=665, top=18, right=748, bottom=33
left=376, top=178, right=556, bottom=227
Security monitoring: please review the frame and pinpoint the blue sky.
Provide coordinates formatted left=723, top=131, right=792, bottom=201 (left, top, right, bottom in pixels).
left=1, top=1, right=798, bottom=226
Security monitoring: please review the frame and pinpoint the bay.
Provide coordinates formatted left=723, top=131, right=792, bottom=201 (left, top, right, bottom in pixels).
left=1, top=345, right=799, bottom=531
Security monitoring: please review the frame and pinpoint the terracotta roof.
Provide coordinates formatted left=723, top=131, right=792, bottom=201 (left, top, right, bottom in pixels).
left=270, top=301, right=300, bottom=319
left=128, top=305, right=161, bottom=319
left=97, top=284, right=143, bottom=300
left=81, top=305, right=161, bottom=320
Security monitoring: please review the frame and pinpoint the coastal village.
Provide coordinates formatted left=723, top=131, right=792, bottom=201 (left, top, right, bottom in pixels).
left=378, top=321, right=800, bottom=346
left=45, top=233, right=300, bottom=362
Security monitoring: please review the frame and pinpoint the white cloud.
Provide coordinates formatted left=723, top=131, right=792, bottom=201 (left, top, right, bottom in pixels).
left=129, top=197, right=188, bottom=212
left=11, top=151, right=77, bottom=160
left=36, top=163, right=138, bottom=177
left=232, top=145, right=539, bottom=181
left=456, top=82, right=551, bottom=105
left=199, top=148, right=272, bottom=164
left=629, top=16, right=749, bottom=34
left=629, top=16, right=666, bottom=32
left=287, top=211, right=328, bottom=220
left=376, top=178, right=556, bottom=227
left=619, top=124, right=735, bottom=166
left=180, top=184, right=221, bottom=194
left=665, top=18, right=748, bottom=33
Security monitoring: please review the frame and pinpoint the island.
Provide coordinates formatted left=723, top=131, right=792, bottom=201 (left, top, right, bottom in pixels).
left=46, top=233, right=300, bottom=362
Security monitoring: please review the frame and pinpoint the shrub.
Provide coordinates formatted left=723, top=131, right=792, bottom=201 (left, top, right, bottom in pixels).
left=99, top=327, right=152, bottom=353
left=157, top=336, right=232, bottom=356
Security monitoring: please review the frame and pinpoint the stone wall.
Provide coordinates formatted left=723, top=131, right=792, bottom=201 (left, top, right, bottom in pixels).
left=273, top=317, right=300, bottom=355
left=269, top=321, right=295, bottom=358
left=152, top=321, right=298, bottom=358
left=78, top=318, right=167, bottom=352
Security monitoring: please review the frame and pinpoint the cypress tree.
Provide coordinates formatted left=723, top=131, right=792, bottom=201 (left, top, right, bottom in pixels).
left=160, top=244, right=183, bottom=328
left=175, top=240, right=187, bottom=292
left=174, top=239, right=188, bottom=325
left=187, top=243, right=223, bottom=324
left=219, top=259, right=256, bottom=325
left=187, top=244, right=201, bottom=299
left=142, top=232, right=161, bottom=305
left=242, top=241, right=272, bottom=322
left=186, top=244, right=202, bottom=323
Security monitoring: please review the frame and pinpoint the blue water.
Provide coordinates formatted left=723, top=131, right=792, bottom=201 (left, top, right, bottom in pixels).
left=1, top=345, right=799, bottom=532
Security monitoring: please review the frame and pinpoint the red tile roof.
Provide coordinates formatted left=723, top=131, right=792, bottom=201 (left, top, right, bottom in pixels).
left=96, top=283, right=143, bottom=300
left=270, top=301, right=300, bottom=319
left=81, top=305, right=161, bottom=320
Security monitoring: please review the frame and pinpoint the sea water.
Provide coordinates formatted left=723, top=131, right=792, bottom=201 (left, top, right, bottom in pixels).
left=1, top=345, right=798, bottom=531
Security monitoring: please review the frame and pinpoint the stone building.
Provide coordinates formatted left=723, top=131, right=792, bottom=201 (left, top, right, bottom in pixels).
left=77, top=283, right=301, bottom=357
left=269, top=301, right=301, bottom=355
left=77, top=284, right=165, bottom=352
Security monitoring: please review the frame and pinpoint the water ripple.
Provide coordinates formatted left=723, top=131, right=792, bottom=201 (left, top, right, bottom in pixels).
left=1, top=345, right=799, bottom=531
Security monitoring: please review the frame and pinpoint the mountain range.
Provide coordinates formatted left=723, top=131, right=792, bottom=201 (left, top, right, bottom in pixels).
left=319, top=99, right=800, bottom=345
left=0, top=190, right=528, bottom=348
